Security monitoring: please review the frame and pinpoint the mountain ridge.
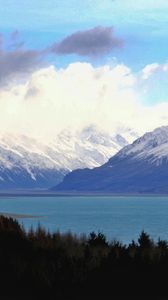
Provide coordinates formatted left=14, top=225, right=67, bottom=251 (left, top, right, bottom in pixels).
left=53, top=126, right=168, bottom=193
left=0, top=126, right=137, bottom=189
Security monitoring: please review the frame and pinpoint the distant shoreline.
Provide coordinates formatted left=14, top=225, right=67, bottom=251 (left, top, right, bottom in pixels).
left=0, top=191, right=168, bottom=197
left=0, top=212, right=41, bottom=219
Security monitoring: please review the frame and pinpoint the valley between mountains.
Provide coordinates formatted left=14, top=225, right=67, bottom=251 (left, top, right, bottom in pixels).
left=2, top=124, right=168, bottom=193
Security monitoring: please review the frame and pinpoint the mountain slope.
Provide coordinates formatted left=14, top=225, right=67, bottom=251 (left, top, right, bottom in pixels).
left=54, top=126, right=168, bottom=193
left=0, top=126, right=137, bottom=189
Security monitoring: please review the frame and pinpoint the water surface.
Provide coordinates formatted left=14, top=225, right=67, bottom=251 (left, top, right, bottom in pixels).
left=0, top=195, right=168, bottom=244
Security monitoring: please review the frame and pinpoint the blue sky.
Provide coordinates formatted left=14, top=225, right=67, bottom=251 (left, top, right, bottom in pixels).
left=1, top=0, right=168, bottom=138
left=1, top=0, right=168, bottom=70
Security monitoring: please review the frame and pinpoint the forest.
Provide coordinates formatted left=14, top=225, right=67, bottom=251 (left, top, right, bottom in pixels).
left=0, top=216, right=167, bottom=299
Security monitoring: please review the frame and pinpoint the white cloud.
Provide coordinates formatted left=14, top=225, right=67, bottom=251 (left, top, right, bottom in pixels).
left=0, top=62, right=168, bottom=141
left=142, top=63, right=160, bottom=79
left=141, top=62, right=168, bottom=80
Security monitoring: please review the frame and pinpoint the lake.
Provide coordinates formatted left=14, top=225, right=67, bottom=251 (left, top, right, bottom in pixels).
left=0, top=195, right=168, bottom=244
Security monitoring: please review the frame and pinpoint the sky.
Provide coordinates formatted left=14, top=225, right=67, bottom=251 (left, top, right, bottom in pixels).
left=1, top=0, right=168, bottom=140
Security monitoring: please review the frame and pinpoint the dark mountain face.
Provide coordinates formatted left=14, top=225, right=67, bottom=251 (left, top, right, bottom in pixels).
left=53, top=126, right=168, bottom=193
left=0, top=167, right=66, bottom=189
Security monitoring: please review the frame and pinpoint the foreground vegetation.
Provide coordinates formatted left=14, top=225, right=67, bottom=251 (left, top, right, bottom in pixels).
left=0, top=216, right=168, bottom=299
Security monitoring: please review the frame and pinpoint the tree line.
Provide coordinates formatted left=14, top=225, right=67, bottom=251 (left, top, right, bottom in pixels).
left=0, top=216, right=167, bottom=299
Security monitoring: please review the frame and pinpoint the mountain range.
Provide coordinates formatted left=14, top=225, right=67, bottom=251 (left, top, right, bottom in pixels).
left=0, top=126, right=137, bottom=189
left=54, top=126, right=168, bottom=194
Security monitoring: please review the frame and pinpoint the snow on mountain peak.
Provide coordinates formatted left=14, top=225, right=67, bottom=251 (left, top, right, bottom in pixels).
left=54, top=125, right=168, bottom=193
left=0, top=126, right=139, bottom=188
left=118, top=126, right=168, bottom=165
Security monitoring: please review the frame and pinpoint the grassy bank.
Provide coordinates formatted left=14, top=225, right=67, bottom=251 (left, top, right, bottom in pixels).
left=0, top=216, right=167, bottom=299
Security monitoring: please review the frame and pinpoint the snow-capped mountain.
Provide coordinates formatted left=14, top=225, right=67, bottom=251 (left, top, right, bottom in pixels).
left=0, top=126, right=138, bottom=189
left=54, top=126, right=168, bottom=193
left=118, top=126, right=168, bottom=165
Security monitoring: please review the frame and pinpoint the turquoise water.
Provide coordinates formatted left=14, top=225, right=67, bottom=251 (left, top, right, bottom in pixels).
left=0, top=196, right=168, bottom=244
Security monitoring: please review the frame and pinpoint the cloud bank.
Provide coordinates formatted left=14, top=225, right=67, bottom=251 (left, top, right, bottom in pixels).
left=0, top=62, right=168, bottom=141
